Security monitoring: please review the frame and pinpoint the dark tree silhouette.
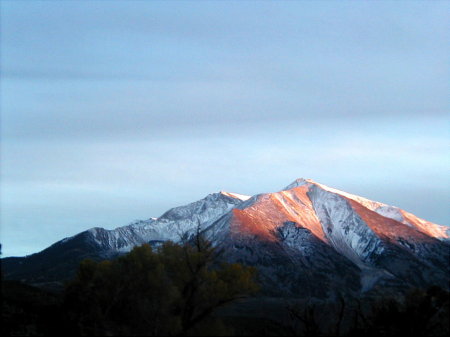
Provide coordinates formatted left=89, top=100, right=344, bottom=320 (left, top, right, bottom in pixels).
left=64, top=237, right=259, bottom=336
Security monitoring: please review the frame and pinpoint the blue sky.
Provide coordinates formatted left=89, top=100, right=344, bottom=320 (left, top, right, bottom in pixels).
left=1, top=1, right=449, bottom=257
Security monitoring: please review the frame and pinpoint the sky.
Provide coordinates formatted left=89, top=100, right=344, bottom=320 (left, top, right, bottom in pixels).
left=1, top=1, right=449, bottom=257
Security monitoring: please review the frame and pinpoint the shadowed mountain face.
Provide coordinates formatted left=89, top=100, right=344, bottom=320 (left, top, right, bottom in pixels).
left=2, top=179, right=449, bottom=298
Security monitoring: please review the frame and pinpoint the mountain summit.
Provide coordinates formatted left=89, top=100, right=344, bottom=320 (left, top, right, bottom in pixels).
left=3, top=179, right=449, bottom=298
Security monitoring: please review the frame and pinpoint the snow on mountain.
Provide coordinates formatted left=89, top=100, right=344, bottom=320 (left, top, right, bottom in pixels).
left=82, top=191, right=249, bottom=255
left=306, top=183, right=385, bottom=267
left=219, top=191, right=251, bottom=201
left=289, top=178, right=449, bottom=241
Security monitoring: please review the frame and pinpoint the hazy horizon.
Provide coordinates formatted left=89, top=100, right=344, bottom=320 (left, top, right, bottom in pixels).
left=1, top=1, right=449, bottom=257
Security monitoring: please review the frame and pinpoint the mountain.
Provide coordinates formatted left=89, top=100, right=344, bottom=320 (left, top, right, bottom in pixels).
left=2, top=179, right=449, bottom=298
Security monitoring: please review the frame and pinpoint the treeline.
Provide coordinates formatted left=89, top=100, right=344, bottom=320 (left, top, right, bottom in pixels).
left=2, top=238, right=449, bottom=336
left=2, top=237, right=258, bottom=336
left=282, top=286, right=449, bottom=336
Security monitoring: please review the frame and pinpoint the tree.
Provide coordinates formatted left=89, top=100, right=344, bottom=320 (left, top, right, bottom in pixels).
left=64, top=237, right=259, bottom=336
left=347, top=286, right=450, bottom=336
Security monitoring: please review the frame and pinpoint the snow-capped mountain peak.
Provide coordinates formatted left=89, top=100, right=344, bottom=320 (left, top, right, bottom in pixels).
left=283, top=177, right=311, bottom=190
left=283, top=179, right=449, bottom=241
left=4, top=178, right=448, bottom=298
